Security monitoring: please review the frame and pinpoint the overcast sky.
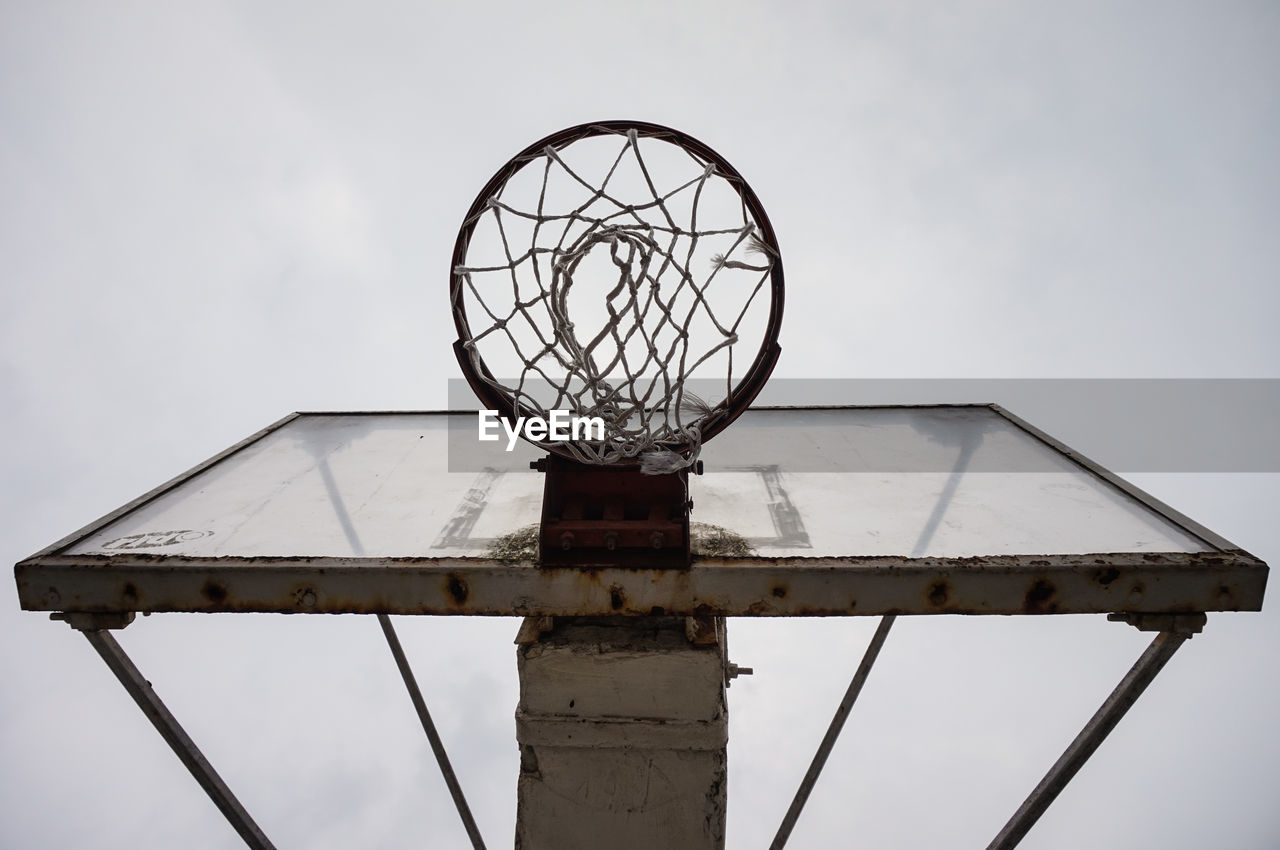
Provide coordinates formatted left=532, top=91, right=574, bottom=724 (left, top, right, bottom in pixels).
left=2, top=2, right=1278, bottom=848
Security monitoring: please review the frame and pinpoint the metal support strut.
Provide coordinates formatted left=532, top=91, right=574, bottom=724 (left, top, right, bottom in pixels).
left=78, top=626, right=277, bottom=850
left=987, top=627, right=1195, bottom=849
left=378, top=614, right=487, bottom=850
left=770, top=614, right=897, bottom=850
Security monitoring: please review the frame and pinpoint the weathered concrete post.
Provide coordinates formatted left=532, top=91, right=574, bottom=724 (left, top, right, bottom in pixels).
left=514, top=616, right=728, bottom=849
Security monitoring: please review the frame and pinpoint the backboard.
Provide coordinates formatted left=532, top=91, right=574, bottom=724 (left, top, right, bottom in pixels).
left=16, top=404, right=1266, bottom=618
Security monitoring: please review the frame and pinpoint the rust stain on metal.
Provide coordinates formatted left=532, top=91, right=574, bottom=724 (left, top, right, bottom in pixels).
left=446, top=573, right=470, bottom=605
left=1023, top=579, right=1058, bottom=614
left=201, top=581, right=228, bottom=606
left=1094, top=567, right=1121, bottom=587
left=15, top=547, right=1267, bottom=617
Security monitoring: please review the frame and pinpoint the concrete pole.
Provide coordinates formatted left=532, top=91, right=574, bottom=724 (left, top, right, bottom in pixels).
left=514, top=616, right=729, bottom=849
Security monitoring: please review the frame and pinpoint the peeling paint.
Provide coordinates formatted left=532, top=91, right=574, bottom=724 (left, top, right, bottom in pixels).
left=1023, top=579, right=1058, bottom=614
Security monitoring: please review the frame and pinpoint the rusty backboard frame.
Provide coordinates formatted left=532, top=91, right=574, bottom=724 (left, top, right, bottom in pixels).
left=14, top=405, right=1267, bottom=619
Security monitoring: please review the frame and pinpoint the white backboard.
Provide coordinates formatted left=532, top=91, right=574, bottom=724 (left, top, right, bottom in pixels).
left=16, top=406, right=1266, bottom=617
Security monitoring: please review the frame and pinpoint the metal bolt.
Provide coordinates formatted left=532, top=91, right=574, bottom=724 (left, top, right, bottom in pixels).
left=726, top=662, right=754, bottom=687
left=560, top=531, right=574, bottom=551
left=650, top=530, right=664, bottom=549
left=604, top=532, right=618, bottom=551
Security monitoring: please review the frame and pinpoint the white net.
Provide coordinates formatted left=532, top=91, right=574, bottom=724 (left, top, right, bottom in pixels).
left=452, top=126, right=778, bottom=473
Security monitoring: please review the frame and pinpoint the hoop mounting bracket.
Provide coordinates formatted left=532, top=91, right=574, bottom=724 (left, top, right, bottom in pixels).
left=536, top=454, right=691, bottom=569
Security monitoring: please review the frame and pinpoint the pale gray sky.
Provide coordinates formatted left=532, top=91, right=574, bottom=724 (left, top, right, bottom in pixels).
left=2, top=1, right=1278, bottom=848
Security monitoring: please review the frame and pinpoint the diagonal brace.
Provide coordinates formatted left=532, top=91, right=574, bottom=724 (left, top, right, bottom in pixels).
left=378, top=614, right=487, bottom=850
left=79, top=627, right=276, bottom=850
left=987, top=627, right=1195, bottom=850
left=770, top=614, right=897, bottom=850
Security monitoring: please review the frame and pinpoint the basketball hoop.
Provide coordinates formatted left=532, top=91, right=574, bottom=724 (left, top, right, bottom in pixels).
left=451, top=120, right=784, bottom=474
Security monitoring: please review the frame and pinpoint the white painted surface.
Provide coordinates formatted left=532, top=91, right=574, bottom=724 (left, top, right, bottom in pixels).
left=65, top=407, right=1211, bottom=562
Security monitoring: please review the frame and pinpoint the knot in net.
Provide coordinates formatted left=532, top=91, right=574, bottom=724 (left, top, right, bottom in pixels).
left=452, top=122, right=783, bottom=473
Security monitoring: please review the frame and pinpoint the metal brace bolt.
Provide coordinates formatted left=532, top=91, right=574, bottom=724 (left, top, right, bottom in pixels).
left=726, top=662, right=754, bottom=687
